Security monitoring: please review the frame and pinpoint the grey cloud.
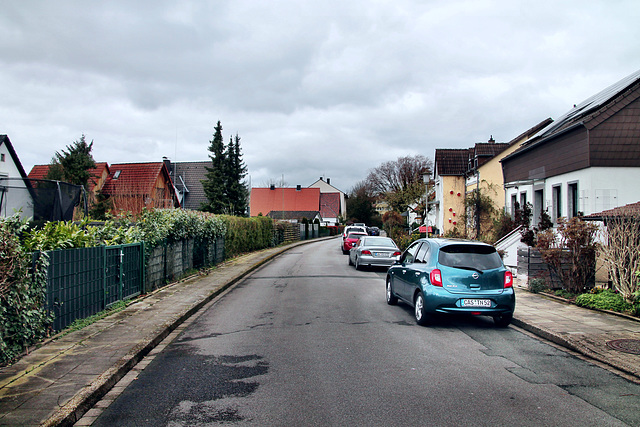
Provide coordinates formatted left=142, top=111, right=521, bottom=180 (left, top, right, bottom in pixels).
left=1, top=0, right=639, bottom=193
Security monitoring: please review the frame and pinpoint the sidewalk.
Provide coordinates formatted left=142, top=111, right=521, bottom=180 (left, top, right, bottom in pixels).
left=1, top=241, right=639, bottom=427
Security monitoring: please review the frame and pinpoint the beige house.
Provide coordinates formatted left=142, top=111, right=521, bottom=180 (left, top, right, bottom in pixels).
left=433, top=121, right=552, bottom=237
left=466, top=120, right=552, bottom=214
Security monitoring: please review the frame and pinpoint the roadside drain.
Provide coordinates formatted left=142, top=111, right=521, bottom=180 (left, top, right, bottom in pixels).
left=606, top=339, right=640, bottom=355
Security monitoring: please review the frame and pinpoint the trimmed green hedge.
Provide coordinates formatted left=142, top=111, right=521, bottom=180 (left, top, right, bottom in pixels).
left=221, top=215, right=274, bottom=258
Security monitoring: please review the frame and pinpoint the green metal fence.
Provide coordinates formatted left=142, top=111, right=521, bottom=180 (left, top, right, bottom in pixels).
left=45, top=243, right=144, bottom=331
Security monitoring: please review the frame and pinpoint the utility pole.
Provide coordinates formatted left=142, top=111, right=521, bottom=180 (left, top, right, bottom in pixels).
left=476, top=170, right=480, bottom=239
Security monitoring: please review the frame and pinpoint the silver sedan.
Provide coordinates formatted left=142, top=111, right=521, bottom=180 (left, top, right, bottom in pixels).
left=349, top=236, right=401, bottom=270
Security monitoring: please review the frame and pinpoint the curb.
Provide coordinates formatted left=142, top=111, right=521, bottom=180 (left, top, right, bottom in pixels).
left=44, top=237, right=336, bottom=427
left=511, top=317, right=639, bottom=381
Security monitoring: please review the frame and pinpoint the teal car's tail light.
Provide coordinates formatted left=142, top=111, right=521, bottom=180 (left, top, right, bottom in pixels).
left=430, top=269, right=443, bottom=287
left=504, top=271, right=513, bottom=288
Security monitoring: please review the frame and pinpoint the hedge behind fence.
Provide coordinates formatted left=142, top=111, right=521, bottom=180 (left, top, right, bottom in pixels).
left=221, top=215, right=274, bottom=258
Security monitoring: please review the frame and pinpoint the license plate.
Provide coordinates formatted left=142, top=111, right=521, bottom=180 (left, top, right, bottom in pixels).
left=462, top=299, right=491, bottom=308
left=373, top=252, right=388, bottom=257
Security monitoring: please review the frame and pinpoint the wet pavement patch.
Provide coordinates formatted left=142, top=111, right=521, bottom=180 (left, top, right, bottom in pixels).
left=606, top=339, right=640, bottom=355
left=92, top=352, right=268, bottom=426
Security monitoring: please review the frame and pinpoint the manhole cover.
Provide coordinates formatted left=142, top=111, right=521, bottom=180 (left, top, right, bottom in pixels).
left=606, top=339, right=640, bottom=355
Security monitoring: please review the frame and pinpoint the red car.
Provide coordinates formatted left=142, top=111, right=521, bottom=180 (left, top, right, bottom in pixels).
left=342, top=232, right=368, bottom=254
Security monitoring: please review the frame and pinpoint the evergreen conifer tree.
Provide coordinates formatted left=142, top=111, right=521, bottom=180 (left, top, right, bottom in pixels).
left=46, top=134, right=96, bottom=188
left=226, top=133, right=248, bottom=216
left=201, top=121, right=229, bottom=213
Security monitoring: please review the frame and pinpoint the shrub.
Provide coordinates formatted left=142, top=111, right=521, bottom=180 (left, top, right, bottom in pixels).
left=1, top=215, right=53, bottom=365
left=394, top=233, right=422, bottom=252
left=599, top=211, right=640, bottom=304
left=536, top=217, right=599, bottom=294
left=382, top=211, right=404, bottom=241
left=575, top=289, right=634, bottom=313
left=528, top=277, right=547, bottom=293
left=554, top=289, right=575, bottom=299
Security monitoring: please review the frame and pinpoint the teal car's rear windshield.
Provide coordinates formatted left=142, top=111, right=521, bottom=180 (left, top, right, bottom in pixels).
left=438, top=244, right=502, bottom=270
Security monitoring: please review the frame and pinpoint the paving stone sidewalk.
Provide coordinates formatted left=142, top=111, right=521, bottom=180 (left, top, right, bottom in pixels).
left=1, top=239, right=639, bottom=426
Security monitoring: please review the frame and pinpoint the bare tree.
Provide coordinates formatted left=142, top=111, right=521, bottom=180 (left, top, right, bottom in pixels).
left=262, top=177, right=288, bottom=188
left=536, top=217, right=599, bottom=294
left=365, top=155, right=432, bottom=212
left=599, top=208, right=640, bottom=303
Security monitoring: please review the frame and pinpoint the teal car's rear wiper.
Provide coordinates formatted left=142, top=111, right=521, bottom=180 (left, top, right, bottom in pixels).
left=451, top=265, right=483, bottom=274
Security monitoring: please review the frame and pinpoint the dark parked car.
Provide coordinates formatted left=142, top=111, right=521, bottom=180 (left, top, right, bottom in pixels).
left=342, top=232, right=368, bottom=254
left=367, top=226, right=380, bottom=236
left=385, top=238, right=515, bottom=327
left=348, top=236, right=401, bottom=269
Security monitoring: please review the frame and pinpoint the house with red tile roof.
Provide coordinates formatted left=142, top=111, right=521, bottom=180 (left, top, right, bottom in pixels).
left=27, top=161, right=180, bottom=217
left=28, top=162, right=110, bottom=202
left=267, top=210, right=322, bottom=223
left=308, top=177, right=346, bottom=225
left=101, top=162, right=180, bottom=215
left=249, top=186, right=321, bottom=220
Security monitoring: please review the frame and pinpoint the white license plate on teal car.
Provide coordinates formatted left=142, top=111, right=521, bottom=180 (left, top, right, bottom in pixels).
left=462, top=299, right=491, bottom=307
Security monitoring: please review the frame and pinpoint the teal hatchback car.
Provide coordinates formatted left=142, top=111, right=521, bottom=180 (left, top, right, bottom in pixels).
left=386, top=238, right=515, bottom=327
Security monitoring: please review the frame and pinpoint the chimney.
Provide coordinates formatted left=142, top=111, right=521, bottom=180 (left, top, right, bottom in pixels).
left=270, top=185, right=275, bottom=190
left=327, top=178, right=330, bottom=185
left=296, top=185, right=302, bottom=191
left=163, top=157, right=172, bottom=175
left=488, top=135, right=495, bottom=144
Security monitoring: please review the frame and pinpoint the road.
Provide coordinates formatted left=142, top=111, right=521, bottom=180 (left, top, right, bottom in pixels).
left=92, top=238, right=640, bottom=426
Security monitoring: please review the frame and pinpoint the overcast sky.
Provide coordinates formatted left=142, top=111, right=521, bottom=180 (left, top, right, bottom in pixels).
left=1, top=1, right=639, bottom=193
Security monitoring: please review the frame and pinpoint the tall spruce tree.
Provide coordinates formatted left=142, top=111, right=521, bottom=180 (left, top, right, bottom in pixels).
left=201, top=121, right=228, bottom=213
left=226, top=133, right=248, bottom=216
left=45, top=134, right=96, bottom=188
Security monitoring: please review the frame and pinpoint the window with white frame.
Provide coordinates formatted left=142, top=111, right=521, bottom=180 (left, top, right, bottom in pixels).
left=534, top=189, right=544, bottom=225
left=568, top=182, right=578, bottom=218
left=519, top=192, right=527, bottom=210
left=552, top=185, right=562, bottom=222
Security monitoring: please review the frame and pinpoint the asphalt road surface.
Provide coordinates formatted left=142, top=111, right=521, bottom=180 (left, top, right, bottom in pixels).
left=93, top=238, right=640, bottom=426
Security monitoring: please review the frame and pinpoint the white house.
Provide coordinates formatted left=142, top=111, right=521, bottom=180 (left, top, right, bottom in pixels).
left=308, top=177, right=346, bottom=226
left=501, top=69, right=640, bottom=224
left=0, top=135, right=34, bottom=219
